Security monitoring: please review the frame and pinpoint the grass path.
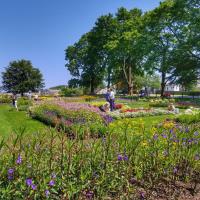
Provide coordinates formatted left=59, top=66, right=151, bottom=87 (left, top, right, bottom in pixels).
left=0, top=104, right=47, bottom=137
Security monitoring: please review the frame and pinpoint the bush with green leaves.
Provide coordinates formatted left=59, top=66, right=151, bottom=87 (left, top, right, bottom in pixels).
left=0, top=94, right=11, bottom=104
left=17, top=97, right=33, bottom=111
left=60, top=87, right=83, bottom=97
left=176, top=111, right=200, bottom=124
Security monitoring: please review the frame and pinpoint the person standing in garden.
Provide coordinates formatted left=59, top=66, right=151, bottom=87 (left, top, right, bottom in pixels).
left=109, top=88, right=115, bottom=111
left=105, top=88, right=110, bottom=102
left=12, top=94, right=18, bottom=111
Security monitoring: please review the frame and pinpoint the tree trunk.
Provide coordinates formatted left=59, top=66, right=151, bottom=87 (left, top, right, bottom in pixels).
left=161, top=72, right=166, bottom=97
left=107, top=68, right=111, bottom=88
left=90, top=78, right=95, bottom=94
left=128, top=65, right=133, bottom=96
left=122, top=57, right=133, bottom=96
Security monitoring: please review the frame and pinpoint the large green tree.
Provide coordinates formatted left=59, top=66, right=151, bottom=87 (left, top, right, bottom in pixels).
left=105, top=8, right=145, bottom=95
left=65, top=0, right=199, bottom=95
left=2, top=59, right=44, bottom=95
left=65, top=33, right=105, bottom=94
left=144, top=0, right=199, bottom=96
left=143, top=0, right=178, bottom=96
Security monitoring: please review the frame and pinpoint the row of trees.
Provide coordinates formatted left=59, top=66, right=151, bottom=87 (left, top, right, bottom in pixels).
left=65, top=0, right=200, bottom=96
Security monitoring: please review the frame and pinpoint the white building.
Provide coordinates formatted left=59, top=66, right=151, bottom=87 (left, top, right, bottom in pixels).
left=165, top=84, right=181, bottom=92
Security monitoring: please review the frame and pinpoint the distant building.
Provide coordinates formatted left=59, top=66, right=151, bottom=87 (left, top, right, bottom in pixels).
left=165, top=84, right=181, bottom=92
left=40, top=89, right=60, bottom=96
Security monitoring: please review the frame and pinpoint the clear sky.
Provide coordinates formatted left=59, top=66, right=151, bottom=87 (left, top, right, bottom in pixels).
left=0, top=0, right=161, bottom=88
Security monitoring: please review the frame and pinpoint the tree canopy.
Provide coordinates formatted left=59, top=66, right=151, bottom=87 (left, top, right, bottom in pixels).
left=2, top=59, right=44, bottom=95
left=65, top=0, right=200, bottom=95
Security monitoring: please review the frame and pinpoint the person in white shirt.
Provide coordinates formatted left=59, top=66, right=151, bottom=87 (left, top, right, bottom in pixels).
left=109, top=88, right=115, bottom=111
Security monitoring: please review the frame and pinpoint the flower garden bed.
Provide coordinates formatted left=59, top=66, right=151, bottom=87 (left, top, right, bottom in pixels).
left=149, top=98, right=200, bottom=109
left=110, top=108, right=174, bottom=119
left=0, top=119, right=199, bottom=199
left=30, top=100, right=112, bottom=138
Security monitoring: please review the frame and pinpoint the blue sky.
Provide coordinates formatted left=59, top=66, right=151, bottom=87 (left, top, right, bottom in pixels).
left=0, top=0, right=161, bottom=88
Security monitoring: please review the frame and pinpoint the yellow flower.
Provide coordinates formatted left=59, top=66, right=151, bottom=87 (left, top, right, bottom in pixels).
left=163, top=122, right=174, bottom=129
left=141, top=141, right=148, bottom=147
left=151, top=127, right=157, bottom=133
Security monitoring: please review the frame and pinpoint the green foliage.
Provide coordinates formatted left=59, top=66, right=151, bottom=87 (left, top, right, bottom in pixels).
left=135, top=74, right=161, bottom=90
left=60, top=87, right=83, bottom=97
left=0, top=95, right=11, bottom=104
left=176, top=112, right=200, bottom=124
left=2, top=59, right=44, bottom=95
left=0, top=119, right=199, bottom=199
left=64, top=0, right=199, bottom=95
left=17, top=97, right=33, bottom=111
left=49, top=85, right=66, bottom=90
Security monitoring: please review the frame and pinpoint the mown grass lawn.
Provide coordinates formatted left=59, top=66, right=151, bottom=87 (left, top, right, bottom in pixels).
left=0, top=104, right=47, bottom=137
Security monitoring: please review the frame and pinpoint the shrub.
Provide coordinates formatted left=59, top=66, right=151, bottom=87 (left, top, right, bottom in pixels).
left=17, top=97, right=33, bottom=111
left=0, top=94, right=11, bottom=104
left=60, top=87, right=83, bottom=97
left=176, top=111, right=200, bottom=124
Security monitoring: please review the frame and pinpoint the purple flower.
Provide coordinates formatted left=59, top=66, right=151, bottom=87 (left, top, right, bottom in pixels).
left=31, top=184, right=37, bottom=190
left=188, top=139, right=193, bottom=144
left=8, top=168, right=14, bottom=175
left=8, top=175, right=14, bottom=180
left=153, top=134, right=158, bottom=140
left=140, top=191, right=145, bottom=199
left=49, top=180, right=55, bottom=186
left=185, top=127, right=189, bottom=133
left=26, top=178, right=32, bottom=186
left=117, top=154, right=123, bottom=161
left=85, top=190, right=94, bottom=199
left=45, top=190, right=50, bottom=197
left=16, top=155, right=22, bottom=165
left=7, top=168, right=14, bottom=180
left=123, top=154, right=129, bottom=161
left=173, top=167, right=178, bottom=174
left=130, top=177, right=137, bottom=184
left=161, top=134, right=167, bottom=138
left=51, top=173, right=56, bottom=179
